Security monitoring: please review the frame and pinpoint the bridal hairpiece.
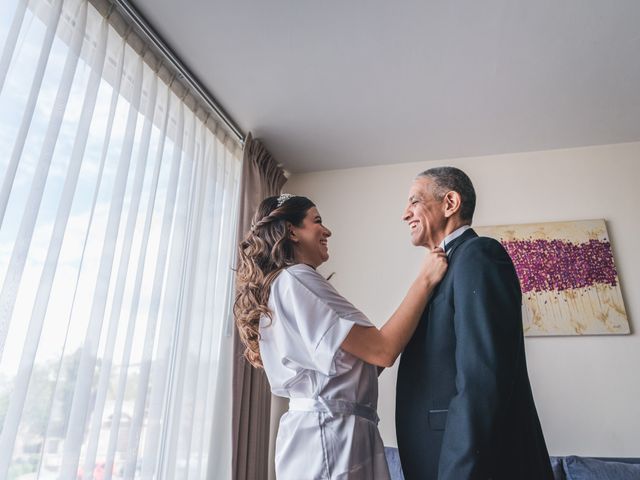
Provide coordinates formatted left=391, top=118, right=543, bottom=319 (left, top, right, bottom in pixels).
left=276, top=193, right=296, bottom=207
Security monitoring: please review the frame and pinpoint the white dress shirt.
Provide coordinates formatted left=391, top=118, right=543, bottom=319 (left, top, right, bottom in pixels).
left=439, top=224, right=472, bottom=254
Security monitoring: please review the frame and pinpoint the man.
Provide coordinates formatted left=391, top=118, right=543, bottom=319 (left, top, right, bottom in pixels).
left=395, top=167, right=553, bottom=480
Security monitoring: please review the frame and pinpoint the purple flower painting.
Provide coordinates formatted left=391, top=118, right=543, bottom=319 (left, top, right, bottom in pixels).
left=476, top=219, right=629, bottom=336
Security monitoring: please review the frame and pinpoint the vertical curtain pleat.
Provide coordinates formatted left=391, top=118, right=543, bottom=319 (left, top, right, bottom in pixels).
left=0, top=5, right=100, bottom=477
left=0, top=0, right=27, bottom=95
left=172, top=120, right=210, bottom=479
left=180, top=124, right=214, bottom=478
left=0, top=0, right=241, bottom=478
left=32, top=20, right=127, bottom=479
left=159, top=105, right=199, bottom=479
left=232, top=133, right=287, bottom=480
left=131, top=96, right=186, bottom=480
left=0, top=0, right=63, bottom=232
left=203, top=139, right=229, bottom=478
left=187, top=130, right=215, bottom=479
left=100, top=80, right=170, bottom=480
left=205, top=141, right=240, bottom=480
left=153, top=102, right=198, bottom=478
left=59, top=43, right=144, bottom=480
left=0, top=0, right=64, bottom=362
left=84, top=69, right=159, bottom=478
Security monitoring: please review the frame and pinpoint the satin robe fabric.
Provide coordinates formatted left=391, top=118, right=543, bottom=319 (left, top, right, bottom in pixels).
left=259, top=264, right=390, bottom=480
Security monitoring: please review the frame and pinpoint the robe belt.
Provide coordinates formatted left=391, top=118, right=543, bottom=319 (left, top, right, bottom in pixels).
left=288, top=397, right=379, bottom=425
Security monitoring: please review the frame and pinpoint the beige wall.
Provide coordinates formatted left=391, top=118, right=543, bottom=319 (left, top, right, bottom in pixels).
left=285, top=141, right=640, bottom=456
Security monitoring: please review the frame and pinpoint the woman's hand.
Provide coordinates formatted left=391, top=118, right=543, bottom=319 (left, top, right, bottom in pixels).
left=341, top=246, right=449, bottom=368
left=419, top=247, right=448, bottom=288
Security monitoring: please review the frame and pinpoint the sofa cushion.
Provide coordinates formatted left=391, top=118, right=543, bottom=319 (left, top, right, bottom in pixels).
left=550, top=456, right=566, bottom=480
left=384, top=446, right=405, bottom=480
left=564, top=455, right=640, bottom=480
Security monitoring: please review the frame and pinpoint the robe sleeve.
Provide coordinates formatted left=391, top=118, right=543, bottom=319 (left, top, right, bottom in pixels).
left=269, top=265, right=373, bottom=377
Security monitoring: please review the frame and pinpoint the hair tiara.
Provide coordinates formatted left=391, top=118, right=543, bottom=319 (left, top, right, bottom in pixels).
left=276, top=193, right=296, bottom=207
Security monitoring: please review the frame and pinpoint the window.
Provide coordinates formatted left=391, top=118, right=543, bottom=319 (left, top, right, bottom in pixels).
left=0, top=0, right=240, bottom=478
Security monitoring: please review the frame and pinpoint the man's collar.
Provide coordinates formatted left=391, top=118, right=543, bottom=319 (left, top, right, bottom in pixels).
left=439, top=225, right=472, bottom=253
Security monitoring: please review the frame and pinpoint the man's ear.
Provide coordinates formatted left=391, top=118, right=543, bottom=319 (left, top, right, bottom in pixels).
left=443, top=191, right=462, bottom=218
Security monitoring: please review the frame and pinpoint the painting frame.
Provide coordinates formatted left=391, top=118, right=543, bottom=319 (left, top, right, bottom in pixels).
left=475, top=219, right=629, bottom=336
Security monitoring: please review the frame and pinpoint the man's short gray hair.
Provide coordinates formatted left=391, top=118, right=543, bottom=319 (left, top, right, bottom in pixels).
left=417, top=166, right=476, bottom=222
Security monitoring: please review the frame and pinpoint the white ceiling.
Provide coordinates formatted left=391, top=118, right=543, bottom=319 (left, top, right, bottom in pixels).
left=130, top=0, right=640, bottom=173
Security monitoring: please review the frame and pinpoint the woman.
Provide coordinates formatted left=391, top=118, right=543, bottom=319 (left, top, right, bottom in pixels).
left=234, top=194, right=447, bottom=479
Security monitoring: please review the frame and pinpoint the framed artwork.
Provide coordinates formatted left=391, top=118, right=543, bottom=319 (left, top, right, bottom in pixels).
left=475, top=219, right=629, bottom=336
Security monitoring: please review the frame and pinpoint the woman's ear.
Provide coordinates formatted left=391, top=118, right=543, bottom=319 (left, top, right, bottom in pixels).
left=286, top=221, right=299, bottom=243
left=443, top=191, right=462, bottom=218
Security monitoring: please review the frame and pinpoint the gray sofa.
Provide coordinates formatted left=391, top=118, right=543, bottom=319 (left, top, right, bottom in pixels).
left=384, top=447, right=640, bottom=479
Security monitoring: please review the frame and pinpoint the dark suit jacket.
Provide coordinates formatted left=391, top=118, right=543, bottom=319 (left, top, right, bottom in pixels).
left=396, top=229, right=554, bottom=480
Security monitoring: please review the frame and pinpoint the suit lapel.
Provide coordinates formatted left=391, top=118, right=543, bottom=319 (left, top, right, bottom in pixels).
left=423, top=229, right=478, bottom=309
left=445, top=228, right=477, bottom=259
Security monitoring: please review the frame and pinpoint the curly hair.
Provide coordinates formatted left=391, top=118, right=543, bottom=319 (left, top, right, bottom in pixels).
left=234, top=195, right=316, bottom=368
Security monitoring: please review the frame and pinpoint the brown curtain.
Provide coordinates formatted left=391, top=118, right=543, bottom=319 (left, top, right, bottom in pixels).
left=232, top=133, right=287, bottom=480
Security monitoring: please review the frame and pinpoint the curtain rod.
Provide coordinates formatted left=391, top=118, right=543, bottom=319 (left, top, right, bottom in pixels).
left=112, top=0, right=245, bottom=144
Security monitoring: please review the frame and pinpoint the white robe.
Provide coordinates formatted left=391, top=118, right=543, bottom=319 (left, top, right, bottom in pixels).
left=259, top=264, right=390, bottom=480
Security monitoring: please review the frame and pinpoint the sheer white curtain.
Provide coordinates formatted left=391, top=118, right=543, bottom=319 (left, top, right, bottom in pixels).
left=0, top=0, right=241, bottom=478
